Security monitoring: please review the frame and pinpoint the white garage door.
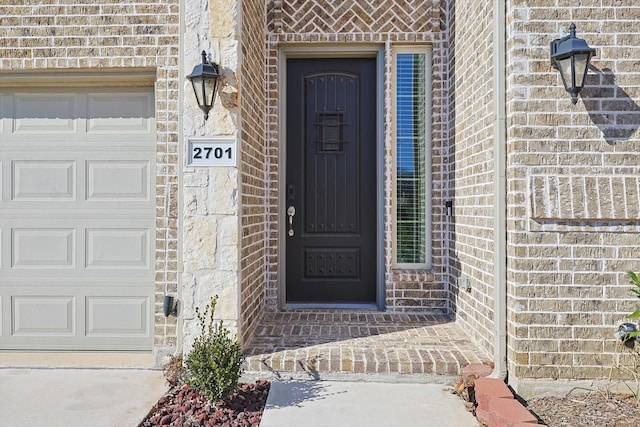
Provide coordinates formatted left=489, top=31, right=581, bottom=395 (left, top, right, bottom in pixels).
left=0, top=87, right=156, bottom=350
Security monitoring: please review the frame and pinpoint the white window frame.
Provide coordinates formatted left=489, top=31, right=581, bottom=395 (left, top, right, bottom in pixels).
left=391, top=45, right=433, bottom=269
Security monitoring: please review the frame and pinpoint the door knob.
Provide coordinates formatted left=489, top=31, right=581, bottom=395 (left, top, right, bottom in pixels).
left=287, top=205, right=296, bottom=236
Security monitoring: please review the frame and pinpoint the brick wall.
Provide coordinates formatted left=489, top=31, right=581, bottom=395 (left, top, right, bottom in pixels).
left=238, top=1, right=267, bottom=346
left=445, top=0, right=497, bottom=355
left=264, top=0, right=450, bottom=313
left=0, top=1, right=180, bottom=354
left=506, top=1, right=640, bottom=382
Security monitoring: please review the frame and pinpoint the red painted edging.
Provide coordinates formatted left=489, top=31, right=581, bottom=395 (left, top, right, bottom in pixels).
left=470, top=373, right=542, bottom=426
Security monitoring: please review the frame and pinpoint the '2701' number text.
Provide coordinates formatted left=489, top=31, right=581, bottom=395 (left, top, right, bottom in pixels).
left=193, top=146, right=232, bottom=160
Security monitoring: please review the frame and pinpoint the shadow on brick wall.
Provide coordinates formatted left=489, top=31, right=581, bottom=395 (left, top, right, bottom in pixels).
left=581, top=66, right=640, bottom=145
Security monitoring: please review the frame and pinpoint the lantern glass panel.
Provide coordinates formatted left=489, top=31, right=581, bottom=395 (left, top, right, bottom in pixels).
left=204, top=78, right=217, bottom=108
left=556, top=56, right=573, bottom=90
left=573, top=52, right=590, bottom=88
left=190, top=76, right=205, bottom=106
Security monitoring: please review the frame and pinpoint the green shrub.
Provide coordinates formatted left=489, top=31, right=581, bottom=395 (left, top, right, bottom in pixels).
left=185, top=296, right=244, bottom=403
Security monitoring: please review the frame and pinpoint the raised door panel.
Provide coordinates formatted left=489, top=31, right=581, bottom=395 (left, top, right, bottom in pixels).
left=87, top=92, right=153, bottom=134
left=12, top=228, right=75, bottom=269
left=12, top=296, right=75, bottom=336
left=86, top=228, right=150, bottom=269
left=12, top=93, right=78, bottom=134
left=86, top=296, right=149, bottom=337
left=86, top=160, right=150, bottom=201
left=12, top=160, right=76, bottom=201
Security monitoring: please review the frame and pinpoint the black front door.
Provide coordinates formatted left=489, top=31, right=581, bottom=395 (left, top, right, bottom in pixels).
left=285, top=57, right=377, bottom=304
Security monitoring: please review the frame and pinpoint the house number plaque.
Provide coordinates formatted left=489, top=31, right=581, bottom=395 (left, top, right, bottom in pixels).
left=187, top=138, right=236, bottom=167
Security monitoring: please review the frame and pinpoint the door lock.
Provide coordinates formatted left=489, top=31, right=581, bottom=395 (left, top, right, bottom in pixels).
left=287, top=205, right=296, bottom=236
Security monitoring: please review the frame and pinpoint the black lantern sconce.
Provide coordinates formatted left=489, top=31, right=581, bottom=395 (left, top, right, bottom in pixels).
left=550, top=23, right=596, bottom=105
left=187, top=50, right=221, bottom=120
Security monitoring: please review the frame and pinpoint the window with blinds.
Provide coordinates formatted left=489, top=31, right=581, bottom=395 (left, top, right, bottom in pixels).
left=394, top=49, right=431, bottom=267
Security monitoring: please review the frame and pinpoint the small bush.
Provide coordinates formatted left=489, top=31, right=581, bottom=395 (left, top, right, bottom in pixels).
left=185, top=296, right=244, bottom=403
left=162, top=352, right=185, bottom=387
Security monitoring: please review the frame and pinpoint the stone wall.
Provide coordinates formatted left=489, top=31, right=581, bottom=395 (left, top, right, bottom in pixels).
left=506, top=1, right=640, bottom=383
left=181, top=0, right=241, bottom=351
left=0, top=1, right=181, bottom=357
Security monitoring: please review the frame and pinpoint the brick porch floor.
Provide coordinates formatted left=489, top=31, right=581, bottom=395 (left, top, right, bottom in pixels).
left=243, top=311, right=492, bottom=380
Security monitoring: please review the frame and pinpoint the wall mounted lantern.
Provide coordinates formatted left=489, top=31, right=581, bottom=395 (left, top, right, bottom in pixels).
left=550, top=23, right=596, bottom=105
left=187, top=50, right=221, bottom=120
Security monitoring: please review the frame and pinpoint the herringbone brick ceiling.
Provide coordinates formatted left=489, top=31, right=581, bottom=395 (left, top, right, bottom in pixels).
left=276, top=0, right=437, bottom=33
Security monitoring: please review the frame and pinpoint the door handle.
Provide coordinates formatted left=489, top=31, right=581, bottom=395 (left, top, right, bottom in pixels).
left=287, top=206, right=296, bottom=236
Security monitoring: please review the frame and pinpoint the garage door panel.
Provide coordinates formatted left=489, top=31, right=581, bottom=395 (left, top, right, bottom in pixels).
left=86, top=228, right=150, bottom=269
left=12, top=228, right=75, bottom=269
left=2, top=220, right=153, bottom=278
left=86, top=296, right=149, bottom=337
left=87, top=92, right=153, bottom=134
left=12, top=295, right=75, bottom=336
left=86, top=160, right=150, bottom=201
left=12, top=160, right=76, bottom=201
left=1, top=151, right=155, bottom=211
left=0, top=286, right=153, bottom=350
left=13, top=93, right=78, bottom=134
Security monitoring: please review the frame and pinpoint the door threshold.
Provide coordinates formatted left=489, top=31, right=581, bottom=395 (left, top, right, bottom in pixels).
left=0, top=352, right=156, bottom=369
left=283, top=303, right=379, bottom=310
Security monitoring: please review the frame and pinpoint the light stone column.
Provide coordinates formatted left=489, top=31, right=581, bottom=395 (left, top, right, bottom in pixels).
left=182, top=0, right=241, bottom=353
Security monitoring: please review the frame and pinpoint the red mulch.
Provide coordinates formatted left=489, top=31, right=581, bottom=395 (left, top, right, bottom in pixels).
left=139, top=381, right=270, bottom=427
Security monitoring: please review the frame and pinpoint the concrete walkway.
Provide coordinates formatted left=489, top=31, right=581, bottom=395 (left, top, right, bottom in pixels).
left=0, top=369, right=478, bottom=427
left=261, top=380, right=479, bottom=427
left=0, top=368, right=166, bottom=427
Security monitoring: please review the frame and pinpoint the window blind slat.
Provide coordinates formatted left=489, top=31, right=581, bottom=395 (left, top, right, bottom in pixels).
left=396, top=53, right=427, bottom=264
